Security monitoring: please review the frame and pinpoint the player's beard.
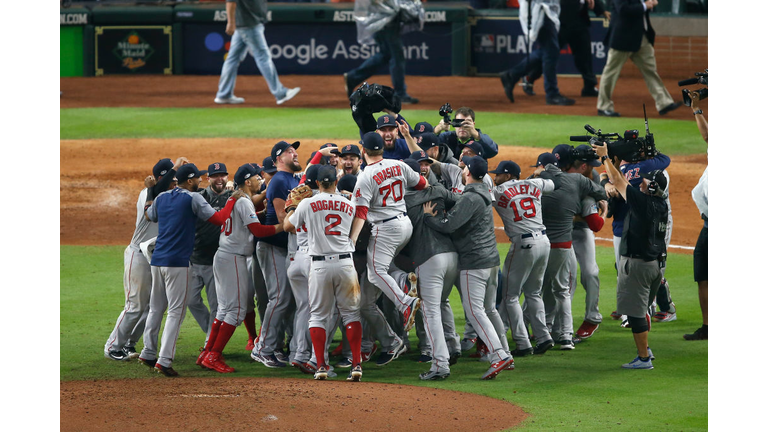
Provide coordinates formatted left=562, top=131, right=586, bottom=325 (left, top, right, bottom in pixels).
left=288, top=159, right=302, bottom=172
left=210, top=181, right=226, bottom=194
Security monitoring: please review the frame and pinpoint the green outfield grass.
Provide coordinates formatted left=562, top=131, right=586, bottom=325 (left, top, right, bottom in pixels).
left=61, top=244, right=707, bottom=431
left=60, top=108, right=704, bottom=155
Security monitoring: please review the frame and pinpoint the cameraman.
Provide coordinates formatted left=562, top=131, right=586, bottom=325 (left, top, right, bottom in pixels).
left=592, top=142, right=668, bottom=370
left=684, top=90, right=708, bottom=341
left=433, top=107, right=500, bottom=160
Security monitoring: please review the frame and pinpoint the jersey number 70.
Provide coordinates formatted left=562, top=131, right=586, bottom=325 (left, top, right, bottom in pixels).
left=378, top=180, right=403, bottom=207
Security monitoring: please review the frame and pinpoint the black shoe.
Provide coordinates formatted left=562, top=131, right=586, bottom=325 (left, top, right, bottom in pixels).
left=659, top=101, right=683, bottom=115
left=106, top=350, right=129, bottom=361
left=598, top=109, right=621, bottom=117
left=343, top=73, right=356, bottom=98
left=546, top=95, right=576, bottom=106
left=154, top=363, right=179, bottom=377
left=400, top=95, right=419, bottom=104
left=533, top=339, right=554, bottom=355
left=500, top=71, right=518, bottom=103
left=521, top=76, right=536, bottom=96
left=138, top=357, right=157, bottom=368
left=449, top=351, right=461, bottom=366
left=581, top=86, right=599, bottom=97
left=511, top=347, right=533, bottom=357
left=122, top=346, right=139, bottom=359
left=683, top=326, right=708, bottom=341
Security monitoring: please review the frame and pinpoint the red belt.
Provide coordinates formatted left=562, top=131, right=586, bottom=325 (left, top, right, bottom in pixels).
left=550, top=241, right=572, bottom=249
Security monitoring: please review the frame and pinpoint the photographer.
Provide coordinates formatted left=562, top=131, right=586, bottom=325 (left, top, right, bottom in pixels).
left=433, top=106, right=500, bottom=160
left=592, top=142, right=668, bottom=370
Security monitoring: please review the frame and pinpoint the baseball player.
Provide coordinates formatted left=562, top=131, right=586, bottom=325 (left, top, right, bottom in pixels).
left=413, top=128, right=459, bottom=166
left=138, top=163, right=242, bottom=376
left=252, top=141, right=302, bottom=368
left=339, top=144, right=363, bottom=176
left=285, top=165, right=363, bottom=381
left=249, top=157, right=277, bottom=330
left=349, top=132, right=427, bottom=334
left=103, top=158, right=181, bottom=361
left=423, top=156, right=513, bottom=380
left=490, top=160, right=556, bottom=356
left=198, top=164, right=284, bottom=373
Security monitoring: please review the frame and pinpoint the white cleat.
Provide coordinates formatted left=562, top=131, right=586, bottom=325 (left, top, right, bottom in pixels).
left=277, top=87, right=301, bottom=105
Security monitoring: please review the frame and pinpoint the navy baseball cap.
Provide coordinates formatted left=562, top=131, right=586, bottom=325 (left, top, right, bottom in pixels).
left=413, top=122, right=434, bottom=135
left=361, top=132, right=384, bottom=150
left=234, top=163, right=258, bottom=186
left=207, top=162, right=228, bottom=176
left=489, top=160, right=521, bottom=178
left=316, top=165, right=337, bottom=183
left=337, top=174, right=358, bottom=193
left=552, top=144, right=575, bottom=168
left=305, top=164, right=321, bottom=189
left=376, top=114, right=397, bottom=129
left=462, top=156, right=488, bottom=180
left=248, top=163, right=263, bottom=176
left=409, top=150, right=432, bottom=164
left=176, top=163, right=207, bottom=181
left=271, top=140, right=300, bottom=161
left=339, top=144, right=361, bottom=158
left=574, top=144, right=602, bottom=167
left=416, top=132, right=439, bottom=150
left=262, top=157, right=277, bottom=174
left=531, top=152, right=558, bottom=168
left=153, top=158, right=174, bottom=179
left=458, top=140, right=484, bottom=158
left=403, top=158, right=421, bottom=174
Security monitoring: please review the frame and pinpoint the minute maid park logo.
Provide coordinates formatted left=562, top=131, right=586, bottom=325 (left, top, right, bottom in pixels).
left=113, top=32, right=155, bottom=71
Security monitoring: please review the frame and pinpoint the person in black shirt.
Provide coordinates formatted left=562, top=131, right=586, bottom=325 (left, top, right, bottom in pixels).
left=593, top=143, right=668, bottom=370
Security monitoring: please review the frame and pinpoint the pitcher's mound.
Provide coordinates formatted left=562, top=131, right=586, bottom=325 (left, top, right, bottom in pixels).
left=60, top=377, right=527, bottom=431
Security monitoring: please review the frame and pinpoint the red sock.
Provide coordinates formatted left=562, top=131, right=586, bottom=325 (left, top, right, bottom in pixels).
left=345, top=321, right=363, bottom=367
left=309, top=327, right=328, bottom=368
left=212, top=322, right=237, bottom=353
left=244, top=311, right=257, bottom=342
left=204, top=319, right=223, bottom=352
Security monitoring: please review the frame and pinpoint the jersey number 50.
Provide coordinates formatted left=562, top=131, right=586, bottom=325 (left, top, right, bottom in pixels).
left=511, top=197, right=536, bottom=221
left=378, top=180, right=403, bottom=207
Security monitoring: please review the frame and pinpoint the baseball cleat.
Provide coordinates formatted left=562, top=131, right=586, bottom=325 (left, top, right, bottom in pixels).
left=481, top=357, right=514, bottom=380
left=620, top=315, right=630, bottom=328
left=419, top=368, right=450, bottom=381
left=557, top=340, right=575, bottom=350
left=202, top=352, right=235, bottom=374
left=470, top=339, right=488, bottom=359
left=376, top=338, right=405, bottom=366
left=250, top=351, right=264, bottom=364
left=154, top=363, right=179, bottom=377
left=335, top=358, right=353, bottom=369
left=653, top=311, right=677, bottom=323
left=460, top=337, right=477, bottom=352
left=449, top=351, right=461, bottom=365
left=403, top=298, right=421, bottom=332
left=683, top=326, right=708, bottom=341
left=533, top=339, right=554, bottom=355
left=417, top=351, right=432, bottom=363
left=621, top=356, right=653, bottom=370
left=405, top=272, right=419, bottom=297
left=197, top=349, right=210, bottom=368
left=261, top=354, right=287, bottom=368
left=122, top=347, right=140, bottom=359
left=361, top=344, right=377, bottom=363
left=314, top=365, right=329, bottom=380
left=505, top=358, right=516, bottom=370
left=214, top=95, right=245, bottom=104
left=138, top=357, right=157, bottom=368
left=347, top=365, right=363, bottom=382
left=610, top=310, right=622, bottom=320
left=106, top=350, right=130, bottom=361
left=576, top=321, right=600, bottom=339
left=276, top=87, right=301, bottom=105
left=274, top=351, right=289, bottom=364
left=303, top=361, right=319, bottom=374
left=291, top=360, right=316, bottom=375
left=511, top=347, right=533, bottom=357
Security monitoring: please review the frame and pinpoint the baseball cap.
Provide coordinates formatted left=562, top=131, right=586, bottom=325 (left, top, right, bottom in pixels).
left=488, top=160, right=521, bottom=178
left=403, top=158, right=421, bottom=174
left=361, top=131, right=384, bottom=150
left=413, top=121, right=434, bottom=135
left=305, top=164, right=321, bottom=189
left=552, top=144, right=575, bottom=168
left=234, top=163, right=258, bottom=186
left=531, top=152, right=558, bottom=168
left=262, top=157, right=277, bottom=174
left=320, top=143, right=340, bottom=155
left=176, top=163, right=207, bottom=181
left=337, top=174, right=358, bottom=193
left=462, top=155, right=488, bottom=180
left=458, top=140, right=484, bottom=158
left=316, top=165, right=337, bottom=183
left=271, top=140, right=301, bottom=161
left=409, top=150, right=432, bottom=163
left=153, top=158, right=173, bottom=179
left=416, top=132, right=439, bottom=150
left=574, top=145, right=602, bottom=167
left=248, top=163, right=263, bottom=176
left=339, top=144, right=361, bottom=158
left=376, top=114, right=398, bottom=129
left=207, top=162, right=228, bottom=176
left=639, top=170, right=668, bottom=192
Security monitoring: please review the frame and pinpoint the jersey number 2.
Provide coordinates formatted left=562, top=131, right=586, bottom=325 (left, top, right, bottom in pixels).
left=378, top=180, right=403, bottom=207
left=325, top=214, right=342, bottom=236
left=511, top=198, right=536, bottom=222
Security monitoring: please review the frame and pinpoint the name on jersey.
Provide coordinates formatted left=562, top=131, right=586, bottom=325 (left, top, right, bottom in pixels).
left=372, top=166, right=403, bottom=185
left=310, top=199, right=354, bottom=216
left=496, top=184, right=541, bottom=208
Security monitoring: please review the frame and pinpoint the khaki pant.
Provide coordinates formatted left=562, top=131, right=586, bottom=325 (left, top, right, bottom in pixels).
left=597, top=35, right=674, bottom=113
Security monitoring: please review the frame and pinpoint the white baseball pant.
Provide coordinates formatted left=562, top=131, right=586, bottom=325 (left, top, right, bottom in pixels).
left=140, top=266, right=191, bottom=368
left=104, top=245, right=152, bottom=354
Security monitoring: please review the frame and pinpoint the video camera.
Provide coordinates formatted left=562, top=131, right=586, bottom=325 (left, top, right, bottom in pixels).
left=570, top=106, right=658, bottom=163
left=438, top=103, right=466, bottom=128
left=678, top=69, right=708, bottom=107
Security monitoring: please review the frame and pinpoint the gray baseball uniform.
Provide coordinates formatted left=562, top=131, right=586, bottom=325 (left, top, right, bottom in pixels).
left=286, top=210, right=313, bottom=364
left=571, top=192, right=603, bottom=324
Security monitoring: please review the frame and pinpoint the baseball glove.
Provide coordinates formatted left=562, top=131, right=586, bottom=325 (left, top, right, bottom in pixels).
left=285, top=184, right=313, bottom=213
